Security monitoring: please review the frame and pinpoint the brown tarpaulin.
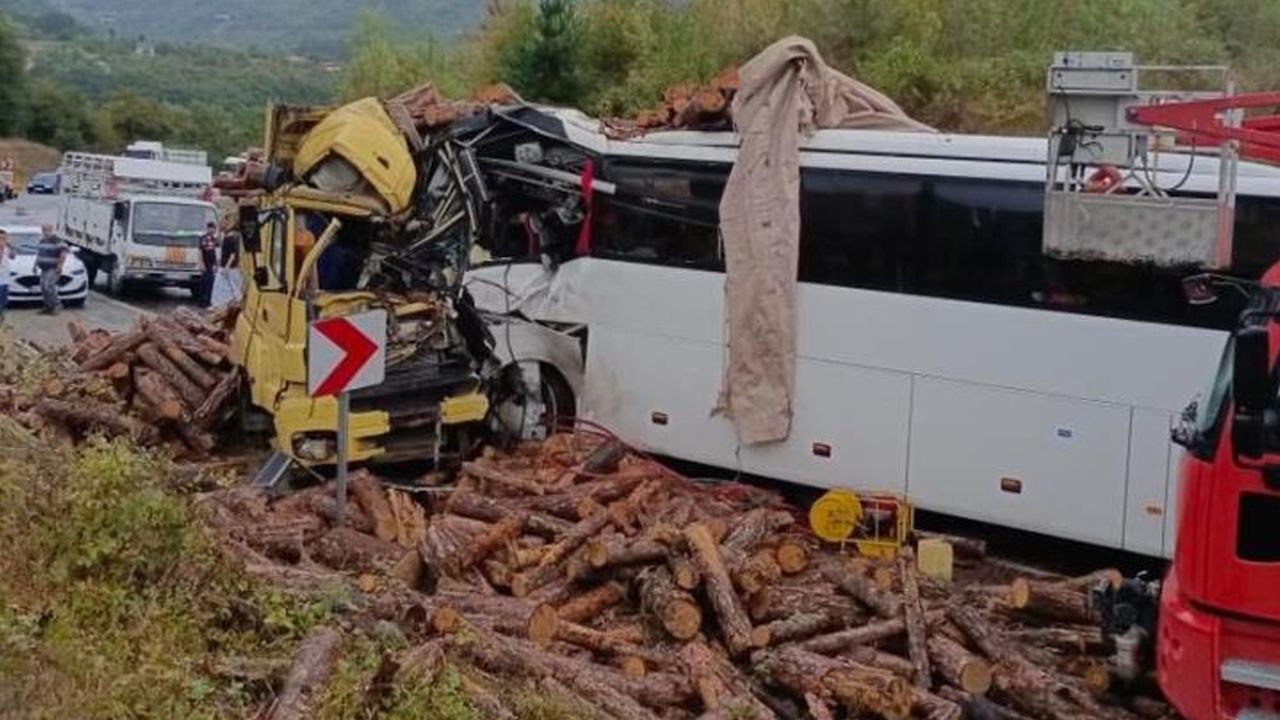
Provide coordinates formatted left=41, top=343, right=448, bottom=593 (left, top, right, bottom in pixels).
left=716, top=37, right=933, bottom=445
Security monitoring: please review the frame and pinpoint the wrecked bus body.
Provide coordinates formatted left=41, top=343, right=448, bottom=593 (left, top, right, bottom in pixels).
left=459, top=102, right=1280, bottom=557
left=232, top=98, right=493, bottom=465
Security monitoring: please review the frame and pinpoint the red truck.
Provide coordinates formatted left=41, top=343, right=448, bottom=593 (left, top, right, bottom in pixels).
left=1159, top=268, right=1280, bottom=720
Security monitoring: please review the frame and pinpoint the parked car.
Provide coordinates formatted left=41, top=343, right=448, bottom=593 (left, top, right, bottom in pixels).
left=3, top=225, right=88, bottom=307
left=25, top=172, right=60, bottom=194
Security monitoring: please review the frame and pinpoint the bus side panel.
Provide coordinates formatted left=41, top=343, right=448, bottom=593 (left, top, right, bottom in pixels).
left=907, top=376, right=1130, bottom=547
left=581, top=326, right=912, bottom=492
left=1124, top=408, right=1175, bottom=556
left=1163, top=440, right=1184, bottom=558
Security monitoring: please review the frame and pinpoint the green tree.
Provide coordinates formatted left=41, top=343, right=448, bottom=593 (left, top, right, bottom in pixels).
left=24, top=78, right=96, bottom=149
left=340, top=10, right=466, bottom=100
left=505, top=0, right=583, bottom=103
left=0, top=14, right=27, bottom=135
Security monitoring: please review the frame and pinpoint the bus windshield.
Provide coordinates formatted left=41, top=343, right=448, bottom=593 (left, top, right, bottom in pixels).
left=131, top=202, right=215, bottom=247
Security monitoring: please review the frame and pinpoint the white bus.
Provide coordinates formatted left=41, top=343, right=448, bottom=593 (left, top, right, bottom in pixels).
left=463, top=107, right=1280, bottom=557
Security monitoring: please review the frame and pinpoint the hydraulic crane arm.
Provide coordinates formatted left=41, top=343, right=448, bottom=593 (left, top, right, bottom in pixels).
left=1127, top=92, right=1280, bottom=165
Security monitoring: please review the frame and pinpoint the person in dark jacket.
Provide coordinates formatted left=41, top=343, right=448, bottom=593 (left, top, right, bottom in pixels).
left=35, top=224, right=68, bottom=315
left=198, top=222, right=219, bottom=307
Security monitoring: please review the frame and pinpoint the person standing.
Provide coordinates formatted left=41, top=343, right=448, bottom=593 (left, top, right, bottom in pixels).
left=198, top=222, right=219, bottom=307
left=35, top=224, right=67, bottom=315
left=0, top=229, right=12, bottom=322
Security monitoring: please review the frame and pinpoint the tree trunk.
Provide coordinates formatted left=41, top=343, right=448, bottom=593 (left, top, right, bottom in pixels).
left=137, top=342, right=206, bottom=408
left=928, top=635, right=994, bottom=695
left=539, top=510, right=612, bottom=569
left=795, top=616, right=908, bottom=655
left=311, top=526, right=403, bottom=572
left=722, top=508, right=793, bottom=554
left=511, top=563, right=562, bottom=598
left=824, top=562, right=903, bottom=619
left=679, top=640, right=777, bottom=719
left=552, top=619, right=670, bottom=666
left=557, top=581, right=626, bottom=624
left=637, top=565, right=702, bottom=641
left=936, top=687, right=1037, bottom=720
left=684, top=521, right=753, bottom=656
left=267, top=626, right=342, bottom=720
left=748, top=584, right=864, bottom=624
left=446, top=491, right=571, bottom=538
left=1058, top=568, right=1124, bottom=592
left=899, top=548, right=931, bottom=689
left=1008, top=578, right=1099, bottom=624
left=756, top=647, right=912, bottom=720
left=348, top=471, right=398, bottom=543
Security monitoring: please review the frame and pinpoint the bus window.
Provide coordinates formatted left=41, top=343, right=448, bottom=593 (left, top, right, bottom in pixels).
left=799, top=169, right=923, bottom=292
left=594, top=160, right=727, bottom=270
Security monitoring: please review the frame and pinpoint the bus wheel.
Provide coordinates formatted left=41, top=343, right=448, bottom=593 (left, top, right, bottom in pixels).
left=537, top=363, right=576, bottom=436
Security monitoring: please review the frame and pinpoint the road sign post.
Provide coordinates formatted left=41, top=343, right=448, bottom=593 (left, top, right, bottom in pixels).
left=308, top=309, right=386, bottom=523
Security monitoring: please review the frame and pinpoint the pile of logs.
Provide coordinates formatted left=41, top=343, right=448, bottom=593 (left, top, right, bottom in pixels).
left=14, top=305, right=240, bottom=457
left=214, top=432, right=1175, bottom=720
left=605, top=67, right=742, bottom=138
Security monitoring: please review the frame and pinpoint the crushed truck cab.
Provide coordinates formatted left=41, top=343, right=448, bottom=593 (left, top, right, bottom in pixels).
left=231, top=99, right=493, bottom=465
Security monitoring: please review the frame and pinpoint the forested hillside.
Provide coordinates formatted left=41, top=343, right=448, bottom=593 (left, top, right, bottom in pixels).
left=21, top=0, right=482, bottom=57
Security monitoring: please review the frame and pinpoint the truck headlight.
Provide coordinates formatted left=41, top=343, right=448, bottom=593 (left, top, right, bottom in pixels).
left=293, top=436, right=335, bottom=462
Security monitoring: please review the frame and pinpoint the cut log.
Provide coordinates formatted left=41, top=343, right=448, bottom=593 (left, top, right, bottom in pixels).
left=538, top=509, right=612, bottom=569
left=311, top=526, right=403, bottom=571
left=1006, top=626, right=1110, bottom=655
left=775, top=539, right=809, bottom=574
left=928, top=635, right=993, bottom=695
left=748, top=583, right=864, bottom=624
left=33, top=398, right=158, bottom=443
left=446, top=491, right=570, bottom=539
left=193, top=370, right=239, bottom=429
left=133, top=367, right=184, bottom=420
left=914, top=530, right=987, bottom=561
left=1060, top=656, right=1111, bottom=696
left=679, top=640, right=776, bottom=719
left=936, top=687, right=1037, bottom=720
left=552, top=619, right=670, bottom=666
left=824, top=562, right=903, bottom=619
left=78, top=329, right=146, bottom=371
left=463, top=460, right=546, bottom=495
left=637, top=565, right=702, bottom=641
left=796, top=609, right=942, bottom=655
left=452, top=514, right=524, bottom=574
left=948, top=605, right=1003, bottom=659
left=150, top=328, right=217, bottom=389
left=756, top=647, right=912, bottom=720
left=723, top=508, right=793, bottom=553
left=684, top=521, right=753, bottom=656
left=267, top=626, right=342, bottom=720
left=348, top=471, right=398, bottom=543
left=587, top=534, right=667, bottom=570
left=557, top=581, right=626, bottom=624
left=669, top=553, right=701, bottom=590
left=137, top=342, right=205, bottom=408
left=1008, top=578, right=1099, bottom=623
left=912, top=689, right=964, bottom=720
left=732, top=549, right=783, bottom=595
left=1059, top=568, right=1124, bottom=592
left=749, top=611, right=845, bottom=648
left=898, top=548, right=931, bottom=689
left=582, top=437, right=627, bottom=475
left=511, top=563, right=561, bottom=598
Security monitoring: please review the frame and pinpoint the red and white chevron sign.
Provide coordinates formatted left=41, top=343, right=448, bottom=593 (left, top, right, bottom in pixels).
left=307, top=310, right=386, bottom=397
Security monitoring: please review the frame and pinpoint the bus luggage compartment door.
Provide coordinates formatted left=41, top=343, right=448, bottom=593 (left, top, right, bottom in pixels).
left=906, top=376, right=1130, bottom=548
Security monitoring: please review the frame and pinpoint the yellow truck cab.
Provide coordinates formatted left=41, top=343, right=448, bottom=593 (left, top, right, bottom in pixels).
left=231, top=99, right=490, bottom=465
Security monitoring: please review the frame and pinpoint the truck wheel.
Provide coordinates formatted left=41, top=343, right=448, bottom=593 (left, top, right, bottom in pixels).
left=538, top=363, right=576, bottom=435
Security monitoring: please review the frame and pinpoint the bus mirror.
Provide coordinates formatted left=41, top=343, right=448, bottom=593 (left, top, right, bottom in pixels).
left=239, top=206, right=261, bottom=253
left=1233, top=326, right=1271, bottom=414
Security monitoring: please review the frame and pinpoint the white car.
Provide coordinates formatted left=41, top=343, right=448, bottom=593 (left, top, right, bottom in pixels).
left=4, top=225, right=88, bottom=306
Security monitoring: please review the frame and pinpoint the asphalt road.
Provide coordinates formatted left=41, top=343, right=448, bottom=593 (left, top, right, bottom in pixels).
left=0, top=192, right=196, bottom=350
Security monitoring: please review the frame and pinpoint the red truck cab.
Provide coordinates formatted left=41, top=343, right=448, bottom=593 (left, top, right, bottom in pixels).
left=1161, top=272, right=1280, bottom=720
